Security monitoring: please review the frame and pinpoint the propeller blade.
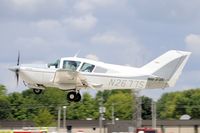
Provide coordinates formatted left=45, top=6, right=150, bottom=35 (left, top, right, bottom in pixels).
left=17, top=51, right=20, bottom=66
left=16, top=69, right=19, bottom=86
left=9, top=51, right=21, bottom=86
left=16, top=51, right=20, bottom=85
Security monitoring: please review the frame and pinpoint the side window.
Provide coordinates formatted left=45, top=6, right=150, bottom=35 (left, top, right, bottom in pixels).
left=80, top=63, right=95, bottom=72
left=93, top=66, right=107, bottom=73
left=63, top=60, right=80, bottom=71
left=48, top=59, right=60, bottom=68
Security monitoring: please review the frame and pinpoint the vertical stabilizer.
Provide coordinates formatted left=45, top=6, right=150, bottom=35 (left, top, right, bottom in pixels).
left=142, top=50, right=191, bottom=87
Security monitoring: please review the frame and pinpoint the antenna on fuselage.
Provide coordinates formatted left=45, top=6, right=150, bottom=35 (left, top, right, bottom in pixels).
left=74, top=50, right=81, bottom=58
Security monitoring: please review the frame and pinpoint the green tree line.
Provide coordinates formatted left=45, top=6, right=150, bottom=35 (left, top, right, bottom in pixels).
left=157, top=88, right=200, bottom=119
left=1, top=84, right=200, bottom=126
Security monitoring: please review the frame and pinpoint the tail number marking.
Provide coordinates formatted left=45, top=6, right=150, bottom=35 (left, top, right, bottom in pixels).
left=109, top=79, right=145, bottom=88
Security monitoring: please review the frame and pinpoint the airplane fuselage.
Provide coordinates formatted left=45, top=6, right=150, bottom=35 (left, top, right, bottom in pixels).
left=18, top=65, right=150, bottom=91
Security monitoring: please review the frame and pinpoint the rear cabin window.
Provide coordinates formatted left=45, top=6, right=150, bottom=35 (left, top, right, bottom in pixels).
left=80, top=63, right=95, bottom=72
left=63, top=60, right=81, bottom=71
left=93, top=66, right=107, bottom=73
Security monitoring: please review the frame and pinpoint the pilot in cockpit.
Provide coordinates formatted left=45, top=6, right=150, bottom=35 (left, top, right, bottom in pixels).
left=63, top=60, right=78, bottom=71
left=67, top=61, right=77, bottom=71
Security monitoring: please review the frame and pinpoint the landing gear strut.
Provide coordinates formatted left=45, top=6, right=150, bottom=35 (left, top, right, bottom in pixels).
left=67, top=91, right=81, bottom=102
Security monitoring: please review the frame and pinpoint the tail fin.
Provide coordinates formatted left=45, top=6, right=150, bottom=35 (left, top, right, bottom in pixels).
left=142, top=50, right=191, bottom=87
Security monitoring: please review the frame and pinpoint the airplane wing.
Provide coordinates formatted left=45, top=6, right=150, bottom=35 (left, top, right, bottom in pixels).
left=52, top=69, right=102, bottom=89
left=53, top=69, right=83, bottom=85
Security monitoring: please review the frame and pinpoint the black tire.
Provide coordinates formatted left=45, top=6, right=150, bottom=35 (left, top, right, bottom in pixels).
left=74, top=93, right=81, bottom=102
left=33, top=88, right=42, bottom=94
left=67, top=92, right=82, bottom=102
left=67, top=91, right=77, bottom=101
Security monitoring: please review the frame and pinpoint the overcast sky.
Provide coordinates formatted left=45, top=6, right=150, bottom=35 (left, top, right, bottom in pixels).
left=0, top=0, right=200, bottom=100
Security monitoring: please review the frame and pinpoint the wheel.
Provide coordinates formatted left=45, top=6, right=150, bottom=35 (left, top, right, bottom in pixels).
left=67, top=91, right=82, bottom=102
left=74, top=93, right=81, bottom=102
left=67, top=91, right=77, bottom=102
left=33, top=88, right=42, bottom=94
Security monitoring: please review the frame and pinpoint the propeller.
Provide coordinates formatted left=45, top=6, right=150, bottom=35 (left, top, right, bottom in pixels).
left=16, top=69, right=19, bottom=86
left=17, top=51, right=20, bottom=66
left=16, top=51, right=20, bottom=85
left=9, top=52, right=21, bottom=86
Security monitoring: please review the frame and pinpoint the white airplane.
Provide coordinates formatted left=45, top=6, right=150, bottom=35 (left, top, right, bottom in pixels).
left=9, top=50, right=191, bottom=102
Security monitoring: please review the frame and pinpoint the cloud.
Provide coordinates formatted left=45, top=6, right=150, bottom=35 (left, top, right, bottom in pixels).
left=85, top=54, right=99, bottom=61
left=73, top=0, right=115, bottom=13
left=185, top=34, right=200, bottom=55
left=24, top=3, right=99, bottom=32
left=16, top=36, right=47, bottom=47
left=12, top=36, right=82, bottom=62
left=90, top=31, right=147, bottom=66
left=11, top=0, right=43, bottom=8
left=73, top=0, right=94, bottom=13
left=0, top=0, right=68, bottom=20
left=91, top=31, right=135, bottom=45
left=32, top=19, right=62, bottom=31
left=132, top=1, right=200, bottom=23
left=64, top=14, right=97, bottom=31
left=10, top=0, right=67, bottom=11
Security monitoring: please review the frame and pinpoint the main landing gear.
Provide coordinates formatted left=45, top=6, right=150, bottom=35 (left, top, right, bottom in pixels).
left=67, top=91, right=81, bottom=102
left=33, top=88, right=43, bottom=94
left=32, top=87, right=81, bottom=102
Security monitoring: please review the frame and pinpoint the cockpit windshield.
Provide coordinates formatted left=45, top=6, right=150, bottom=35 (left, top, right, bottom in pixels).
left=63, top=60, right=81, bottom=71
left=48, top=59, right=60, bottom=68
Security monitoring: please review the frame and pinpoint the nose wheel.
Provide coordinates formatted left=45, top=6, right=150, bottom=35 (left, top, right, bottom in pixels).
left=67, top=91, right=81, bottom=102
